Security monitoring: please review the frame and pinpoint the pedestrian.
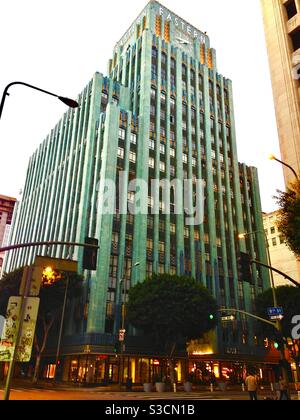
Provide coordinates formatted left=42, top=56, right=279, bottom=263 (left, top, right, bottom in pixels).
left=279, top=376, right=289, bottom=400
left=245, top=371, right=258, bottom=401
left=126, top=377, right=133, bottom=392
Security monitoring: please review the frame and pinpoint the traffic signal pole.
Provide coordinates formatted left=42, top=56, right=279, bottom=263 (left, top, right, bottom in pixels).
left=3, top=266, right=33, bottom=401
left=0, top=240, right=99, bottom=400
left=218, top=308, right=290, bottom=385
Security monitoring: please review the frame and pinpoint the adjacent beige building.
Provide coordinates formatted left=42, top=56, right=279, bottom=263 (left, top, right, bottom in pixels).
left=261, top=0, right=300, bottom=185
left=263, top=211, right=300, bottom=286
left=0, top=195, right=17, bottom=276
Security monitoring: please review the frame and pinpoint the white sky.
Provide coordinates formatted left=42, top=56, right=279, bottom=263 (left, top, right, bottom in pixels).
left=0, top=0, right=285, bottom=212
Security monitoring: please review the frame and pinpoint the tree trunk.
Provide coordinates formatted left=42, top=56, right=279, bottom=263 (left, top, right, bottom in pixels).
left=31, top=318, right=54, bottom=385
left=32, top=353, right=42, bottom=385
left=169, top=359, right=176, bottom=387
left=168, top=343, right=177, bottom=391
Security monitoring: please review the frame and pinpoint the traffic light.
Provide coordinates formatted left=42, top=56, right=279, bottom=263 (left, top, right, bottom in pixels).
left=114, top=341, right=120, bottom=354
left=83, top=237, right=99, bottom=271
left=209, top=314, right=215, bottom=320
left=237, top=252, right=252, bottom=283
left=274, top=331, right=285, bottom=351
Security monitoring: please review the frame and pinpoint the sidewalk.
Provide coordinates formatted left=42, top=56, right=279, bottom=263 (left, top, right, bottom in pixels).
left=1, top=378, right=299, bottom=398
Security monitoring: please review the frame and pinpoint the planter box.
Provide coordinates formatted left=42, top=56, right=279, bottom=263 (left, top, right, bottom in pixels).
left=183, top=382, right=193, bottom=392
left=143, top=383, right=153, bottom=392
left=155, top=382, right=166, bottom=393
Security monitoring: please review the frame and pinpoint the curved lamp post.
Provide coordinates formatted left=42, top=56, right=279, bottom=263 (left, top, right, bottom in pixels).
left=0, top=81, right=79, bottom=120
left=269, top=154, right=299, bottom=181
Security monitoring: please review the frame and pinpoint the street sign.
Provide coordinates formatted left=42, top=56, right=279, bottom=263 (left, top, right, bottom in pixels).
left=221, top=315, right=236, bottom=322
left=0, top=296, right=40, bottom=362
left=19, top=266, right=44, bottom=297
left=267, top=307, right=284, bottom=321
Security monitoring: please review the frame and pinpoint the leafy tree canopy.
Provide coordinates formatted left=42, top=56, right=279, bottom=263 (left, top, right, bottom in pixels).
left=126, top=273, right=218, bottom=348
left=275, top=178, right=300, bottom=257
left=0, top=267, right=83, bottom=319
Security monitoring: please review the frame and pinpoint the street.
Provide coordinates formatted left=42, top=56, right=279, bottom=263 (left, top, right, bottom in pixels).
left=0, top=385, right=298, bottom=400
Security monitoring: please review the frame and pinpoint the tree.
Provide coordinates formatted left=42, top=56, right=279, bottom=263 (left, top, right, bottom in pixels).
left=275, top=178, right=300, bottom=257
left=255, top=286, right=300, bottom=380
left=126, top=273, right=218, bottom=385
left=0, top=267, right=83, bottom=383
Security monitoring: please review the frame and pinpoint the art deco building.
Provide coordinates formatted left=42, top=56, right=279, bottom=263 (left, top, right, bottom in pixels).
left=3, top=2, right=276, bottom=384
left=261, top=0, right=300, bottom=184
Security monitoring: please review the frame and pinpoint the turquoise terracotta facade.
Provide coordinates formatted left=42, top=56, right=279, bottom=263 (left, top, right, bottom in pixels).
left=4, top=1, right=271, bottom=364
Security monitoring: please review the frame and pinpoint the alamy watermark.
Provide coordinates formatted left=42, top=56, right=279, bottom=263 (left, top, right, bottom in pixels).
left=291, top=315, right=300, bottom=340
left=96, top=172, right=205, bottom=226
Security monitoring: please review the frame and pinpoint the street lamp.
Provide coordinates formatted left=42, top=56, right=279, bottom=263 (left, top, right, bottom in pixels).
left=0, top=81, right=79, bottom=120
left=118, top=261, right=140, bottom=389
left=269, top=154, right=299, bottom=181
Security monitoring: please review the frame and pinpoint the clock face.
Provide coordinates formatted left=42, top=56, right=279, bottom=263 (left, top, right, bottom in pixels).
left=175, top=30, right=194, bottom=55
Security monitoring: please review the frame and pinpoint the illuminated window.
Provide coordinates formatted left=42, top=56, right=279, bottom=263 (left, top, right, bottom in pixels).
left=129, top=151, right=136, bottom=163
left=149, top=157, right=155, bottom=168
left=149, top=140, right=155, bottom=150
left=117, top=147, right=124, bottom=159
left=131, top=133, right=137, bottom=144
left=119, top=128, right=126, bottom=140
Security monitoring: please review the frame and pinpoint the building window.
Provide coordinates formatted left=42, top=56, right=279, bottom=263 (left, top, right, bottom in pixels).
left=272, top=238, right=277, bottom=247
left=285, top=0, right=297, bottom=20
left=148, top=196, right=154, bottom=208
left=290, top=28, right=300, bottom=52
left=182, top=154, right=188, bottom=164
left=129, top=151, right=136, bottom=163
left=160, top=143, right=165, bottom=155
left=160, top=161, right=165, bottom=173
left=119, top=128, right=126, bottom=140
left=158, top=242, right=165, bottom=253
left=149, top=157, right=155, bottom=168
left=279, top=236, right=285, bottom=244
left=128, top=192, right=135, bottom=203
left=270, top=226, right=276, bottom=235
left=131, top=133, right=137, bottom=144
left=170, top=148, right=175, bottom=158
left=149, top=139, right=155, bottom=150
left=117, top=147, right=124, bottom=159
left=147, top=238, right=153, bottom=250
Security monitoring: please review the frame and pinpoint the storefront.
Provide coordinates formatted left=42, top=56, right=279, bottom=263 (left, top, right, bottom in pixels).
left=43, top=355, right=185, bottom=385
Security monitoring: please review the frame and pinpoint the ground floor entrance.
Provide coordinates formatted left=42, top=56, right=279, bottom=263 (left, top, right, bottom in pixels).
left=38, top=353, right=282, bottom=387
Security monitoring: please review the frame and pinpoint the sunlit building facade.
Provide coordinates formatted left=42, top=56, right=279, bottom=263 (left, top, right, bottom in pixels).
left=0, top=195, right=16, bottom=276
left=263, top=211, right=300, bottom=287
left=4, top=2, right=278, bottom=384
left=261, top=0, right=300, bottom=185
